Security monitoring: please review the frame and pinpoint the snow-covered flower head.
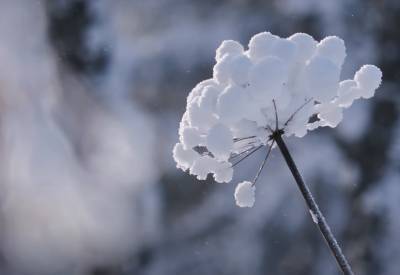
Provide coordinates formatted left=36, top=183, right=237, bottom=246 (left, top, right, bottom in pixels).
left=173, top=32, right=382, bottom=207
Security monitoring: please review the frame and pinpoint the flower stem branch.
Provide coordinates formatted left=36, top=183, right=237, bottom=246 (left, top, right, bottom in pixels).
left=273, top=132, right=354, bottom=275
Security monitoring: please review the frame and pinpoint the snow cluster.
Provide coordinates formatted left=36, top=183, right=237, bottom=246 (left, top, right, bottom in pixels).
left=173, top=31, right=382, bottom=207
left=234, top=181, right=256, bottom=207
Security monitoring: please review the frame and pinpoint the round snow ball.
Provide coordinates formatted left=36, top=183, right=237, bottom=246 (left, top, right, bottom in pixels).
left=199, top=85, right=221, bottom=112
left=338, top=80, right=357, bottom=97
left=288, top=33, right=317, bottom=62
left=305, top=55, right=340, bottom=102
left=173, top=143, right=199, bottom=171
left=336, top=80, right=358, bottom=108
left=187, top=78, right=218, bottom=104
left=190, top=156, right=216, bottom=180
left=206, top=123, right=233, bottom=161
left=217, top=85, right=248, bottom=125
left=234, top=181, right=256, bottom=207
left=317, top=102, right=343, bottom=128
left=249, top=56, right=288, bottom=99
left=213, top=55, right=233, bottom=85
left=229, top=54, right=253, bottom=86
left=248, top=32, right=279, bottom=61
left=213, top=161, right=234, bottom=183
left=316, top=36, right=346, bottom=68
left=354, top=65, right=382, bottom=93
left=180, top=127, right=204, bottom=149
left=271, top=38, right=297, bottom=66
left=216, top=40, right=244, bottom=62
left=187, top=101, right=217, bottom=131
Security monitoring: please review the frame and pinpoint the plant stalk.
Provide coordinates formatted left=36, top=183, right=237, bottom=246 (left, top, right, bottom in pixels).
left=273, top=132, right=354, bottom=275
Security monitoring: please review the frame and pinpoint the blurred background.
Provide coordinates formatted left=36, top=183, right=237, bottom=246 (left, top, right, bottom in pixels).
left=0, top=0, right=399, bottom=275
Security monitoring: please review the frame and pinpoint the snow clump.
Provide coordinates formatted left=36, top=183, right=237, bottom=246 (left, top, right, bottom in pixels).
left=234, top=181, right=256, bottom=207
left=173, top=31, right=382, bottom=207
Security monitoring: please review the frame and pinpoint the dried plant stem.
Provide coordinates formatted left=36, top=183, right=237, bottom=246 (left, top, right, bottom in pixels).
left=273, top=132, right=354, bottom=275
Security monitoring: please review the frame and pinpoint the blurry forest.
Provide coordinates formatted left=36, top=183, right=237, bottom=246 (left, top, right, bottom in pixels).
left=0, top=1, right=399, bottom=275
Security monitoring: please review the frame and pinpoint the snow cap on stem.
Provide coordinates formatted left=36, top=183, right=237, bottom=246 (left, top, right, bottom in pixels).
left=234, top=181, right=256, bottom=208
left=173, top=31, right=382, bottom=207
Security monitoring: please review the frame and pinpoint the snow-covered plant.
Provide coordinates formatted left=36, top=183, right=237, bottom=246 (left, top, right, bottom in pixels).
left=173, top=31, right=382, bottom=275
left=173, top=32, right=381, bottom=205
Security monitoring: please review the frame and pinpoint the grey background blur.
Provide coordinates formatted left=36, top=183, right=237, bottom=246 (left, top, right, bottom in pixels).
left=0, top=1, right=399, bottom=275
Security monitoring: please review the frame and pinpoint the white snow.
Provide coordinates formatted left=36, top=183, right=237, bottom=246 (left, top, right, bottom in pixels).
left=173, top=143, right=199, bottom=171
left=213, top=161, right=234, bottom=183
left=234, top=181, right=256, bottom=207
left=288, top=33, right=317, bottom=62
left=216, top=40, right=244, bottom=62
left=173, top=31, right=382, bottom=206
left=198, top=85, right=220, bottom=112
left=354, top=64, right=383, bottom=99
left=248, top=32, right=279, bottom=61
left=190, top=156, right=216, bottom=180
left=206, top=123, right=234, bottom=161
left=336, top=80, right=359, bottom=108
left=316, top=102, right=344, bottom=128
left=229, top=55, right=253, bottom=86
left=304, top=55, right=340, bottom=102
left=180, top=127, right=204, bottom=149
left=315, top=36, right=346, bottom=68
left=217, top=85, right=250, bottom=125
left=249, top=56, right=288, bottom=102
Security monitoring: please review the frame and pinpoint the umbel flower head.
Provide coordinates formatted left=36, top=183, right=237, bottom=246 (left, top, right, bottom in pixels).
left=173, top=32, right=382, bottom=207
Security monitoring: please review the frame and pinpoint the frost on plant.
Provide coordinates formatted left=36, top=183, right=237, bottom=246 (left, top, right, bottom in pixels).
left=173, top=31, right=382, bottom=207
